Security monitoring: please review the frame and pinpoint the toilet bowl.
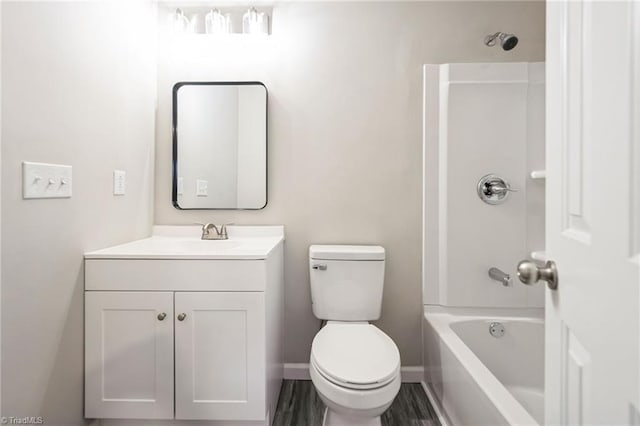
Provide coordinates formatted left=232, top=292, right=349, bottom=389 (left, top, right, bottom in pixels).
left=309, top=322, right=401, bottom=426
left=308, top=245, right=401, bottom=425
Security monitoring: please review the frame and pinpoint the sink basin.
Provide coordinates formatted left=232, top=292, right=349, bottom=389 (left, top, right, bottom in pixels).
left=84, top=226, right=284, bottom=260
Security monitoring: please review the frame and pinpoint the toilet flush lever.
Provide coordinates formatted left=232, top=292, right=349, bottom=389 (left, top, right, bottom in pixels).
left=312, top=264, right=327, bottom=271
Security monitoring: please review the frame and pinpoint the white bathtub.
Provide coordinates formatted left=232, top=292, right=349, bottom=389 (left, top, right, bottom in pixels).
left=423, top=308, right=544, bottom=426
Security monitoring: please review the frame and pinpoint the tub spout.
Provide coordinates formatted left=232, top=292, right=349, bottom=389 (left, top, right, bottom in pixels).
left=488, top=267, right=511, bottom=286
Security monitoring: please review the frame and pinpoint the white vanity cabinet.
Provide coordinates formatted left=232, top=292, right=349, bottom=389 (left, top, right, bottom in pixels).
left=174, top=292, right=265, bottom=420
left=83, top=226, right=284, bottom=425
left=85, top=291, right=175, bottom=419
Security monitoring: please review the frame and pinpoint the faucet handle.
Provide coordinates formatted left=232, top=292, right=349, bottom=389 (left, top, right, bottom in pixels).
left=490, top=183, right=519, bottom=194
left=219, top=223, right=234, bottom=238
left=195, top=223, right=219, bottom=238
left=194, top=223, right=231, bottom=239
left=477, top=174, right=518, bottom=205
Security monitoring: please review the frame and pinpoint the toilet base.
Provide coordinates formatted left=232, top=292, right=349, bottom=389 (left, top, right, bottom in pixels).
left=322, top=407, right=382, bottom=426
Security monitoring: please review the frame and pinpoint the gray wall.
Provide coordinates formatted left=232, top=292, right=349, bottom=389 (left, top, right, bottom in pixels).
left=1, top=2, right=156, bottom=424
left=155, top=2, right=546, bottom=365
left=0, top=0, right=4, bottom=412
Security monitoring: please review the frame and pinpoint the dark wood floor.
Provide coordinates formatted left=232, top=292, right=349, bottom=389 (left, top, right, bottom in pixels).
left=272, top=380, right=441, bottom=426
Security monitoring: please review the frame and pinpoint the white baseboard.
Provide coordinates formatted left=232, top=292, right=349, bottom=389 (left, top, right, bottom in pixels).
left=421, top=381, right=450, bottom=426
left=283, top=363, right=312, bottom=380
left=284, top=363, right=425, bottom=383
left=97, top=416, right=268, bottom=426
left=400, top=366, right=425, bottom=383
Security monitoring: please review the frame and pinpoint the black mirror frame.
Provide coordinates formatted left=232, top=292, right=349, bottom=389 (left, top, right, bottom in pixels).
left=172, top=81, right=268, bottom=210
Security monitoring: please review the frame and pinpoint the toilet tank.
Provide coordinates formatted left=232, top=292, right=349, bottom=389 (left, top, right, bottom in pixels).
left=309, top=245, right=385, bottom=321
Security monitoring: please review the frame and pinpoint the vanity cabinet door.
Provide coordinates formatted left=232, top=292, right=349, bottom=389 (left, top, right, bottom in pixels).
left=85, top=292, right=174, bottom=419
left=174, top=292, right=266, bottom=420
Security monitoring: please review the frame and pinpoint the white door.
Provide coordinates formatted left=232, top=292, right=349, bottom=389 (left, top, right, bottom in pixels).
left=545, top=1, right=640, bottom=424
left=84, top=291, right=174, bottom=419
left=174, top=292, right=266, bottom=420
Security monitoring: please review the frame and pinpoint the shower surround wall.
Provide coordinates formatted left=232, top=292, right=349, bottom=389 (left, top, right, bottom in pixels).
left=423, top=62, right=545, bottom=308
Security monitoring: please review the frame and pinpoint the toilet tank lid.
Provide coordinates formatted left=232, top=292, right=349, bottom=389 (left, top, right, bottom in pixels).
left=309, top=245, right=385, bottom=261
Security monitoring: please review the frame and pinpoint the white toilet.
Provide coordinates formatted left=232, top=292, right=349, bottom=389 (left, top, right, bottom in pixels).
left=308, top=245, right=401, bottom=426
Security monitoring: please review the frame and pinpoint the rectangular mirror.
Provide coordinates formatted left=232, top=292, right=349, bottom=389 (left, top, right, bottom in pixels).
left=172, top=82, right=267, bottom=209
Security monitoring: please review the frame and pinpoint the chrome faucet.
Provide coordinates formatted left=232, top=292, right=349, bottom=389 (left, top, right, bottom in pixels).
left=200, top=223, right=231, bottom=240
left=488, top=267, right=511, bottom=286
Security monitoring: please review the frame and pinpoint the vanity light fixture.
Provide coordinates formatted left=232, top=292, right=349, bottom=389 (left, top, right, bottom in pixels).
left=242, top=7, right=269, bottom=35
left=168, top=7, right=270, bottom=35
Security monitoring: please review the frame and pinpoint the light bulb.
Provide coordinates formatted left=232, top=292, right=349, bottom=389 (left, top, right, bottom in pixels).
left=242, top=7, right=269, bottom=35
left=205, top=9, right=231, bottom=34
left=168, top=8, right=190, bottom=33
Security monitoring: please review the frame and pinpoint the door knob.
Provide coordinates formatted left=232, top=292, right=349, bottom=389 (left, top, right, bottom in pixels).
left=157, top=312, right=167, bottom=321
left=517, top=260, right=559, bottom=290
left=177, top=313, right=187, bottom=321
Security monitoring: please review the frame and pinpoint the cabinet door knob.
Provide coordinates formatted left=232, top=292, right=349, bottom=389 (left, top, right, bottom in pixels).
left=157, top=312, right=167, bottom=321
left=177, top=313, right=187, bottom=321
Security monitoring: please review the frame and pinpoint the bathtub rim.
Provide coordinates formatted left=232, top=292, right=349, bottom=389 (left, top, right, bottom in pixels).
left=423, top=305, right=543, bottom=426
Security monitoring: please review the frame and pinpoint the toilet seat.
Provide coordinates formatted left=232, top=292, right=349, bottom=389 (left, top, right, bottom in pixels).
left=311, top=322, right=400, bottom=390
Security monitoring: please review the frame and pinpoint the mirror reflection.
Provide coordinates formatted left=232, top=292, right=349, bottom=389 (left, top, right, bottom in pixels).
left=173, top=82, right=267, bottom=209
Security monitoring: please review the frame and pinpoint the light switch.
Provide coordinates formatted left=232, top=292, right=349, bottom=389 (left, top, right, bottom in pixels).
left=177, top=177, right=184, bottom=195
left=22, top=161, right=72, bottom=199
left=196, top=179, right=208, bottom=197
left=113, top=170, right=126, bottom=195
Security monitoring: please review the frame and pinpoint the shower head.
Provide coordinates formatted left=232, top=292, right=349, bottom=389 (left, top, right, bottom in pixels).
left=500, top=33, right=519, bottom=50
left=484, top=32, right=519, bottom=51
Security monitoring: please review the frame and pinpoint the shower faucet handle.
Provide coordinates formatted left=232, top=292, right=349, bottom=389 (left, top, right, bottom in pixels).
left=488, top=182, right=519, bottom=194
left=477, top=174, right=518, bottom=205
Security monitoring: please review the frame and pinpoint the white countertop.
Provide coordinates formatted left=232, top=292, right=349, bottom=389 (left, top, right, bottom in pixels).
left=85, top=225, right=284, bottom=260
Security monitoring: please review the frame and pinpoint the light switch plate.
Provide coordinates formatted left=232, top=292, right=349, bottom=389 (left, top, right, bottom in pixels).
left=113, top=170, right=126, bottom=195
left=22, top=161, right=72, bottom=199
left=196, top=179, right=208, bottom=197
left=177, top=177, right=184, bottom=195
